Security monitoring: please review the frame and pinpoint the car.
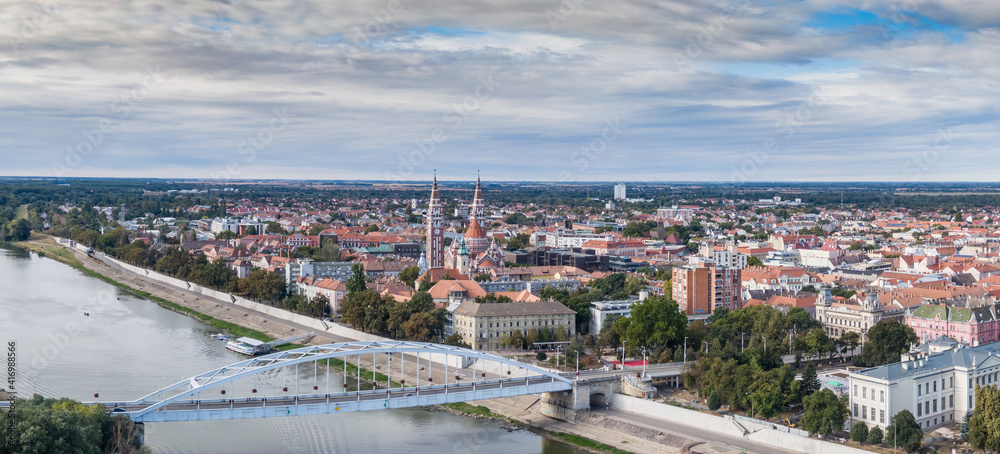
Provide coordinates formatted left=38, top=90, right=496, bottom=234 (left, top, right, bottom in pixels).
left=111, top=407, right=128, bottom=413
left=404, top=393, right=414, bottom=397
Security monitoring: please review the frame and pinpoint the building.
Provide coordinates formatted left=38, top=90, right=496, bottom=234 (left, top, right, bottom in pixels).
left=657, top=205, right=695, bottom=223
left=905, top=303, right=1000, bottom=346
left=426, top=176, right=445, bottom=269
left=672, top=262, right=742, bottom=316
left=443, top=176, right=506, bottom=276
left=285, top=259, right=355, bottom=288
left=848, top=339, right=1000, bottom=432
left=580, top=238, right=647, bottom=258
left=544, top=229, right=614, bottom=249
left=589, top=292, right=648, bottom=334
left=815, top=291, right=884, bottom=341
left=452, top=300, right=577, bottom=350
left=614, top=183, right=627, bottom=200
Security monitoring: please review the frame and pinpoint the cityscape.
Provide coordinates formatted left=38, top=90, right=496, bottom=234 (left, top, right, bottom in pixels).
left=3, top=0, right=1000, bottom=453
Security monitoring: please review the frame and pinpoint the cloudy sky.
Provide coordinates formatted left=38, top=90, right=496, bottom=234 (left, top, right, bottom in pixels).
left=1, top=0, right=997, bottom=182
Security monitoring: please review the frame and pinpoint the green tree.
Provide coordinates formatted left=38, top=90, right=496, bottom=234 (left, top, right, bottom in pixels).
left=619, top=295, right=686, bottom=354
left=800, top=284, right=819, bottom=293
left=5, top=218, right=31, bottom=241
left=750, top=382, right=784, bottom=420
left=386, top=303, right=412, bottom=339
left=961, top=411, right=971, bottom=441
left=443, top=333, right=471, bottom=348
left=405, top=291, right=435, bottom=313
left=801, top=389, right=847, bottom=437
left=346, top=263, right=368, bottom=294
left=402, top=312, right=437, bottom=342
left=399, top=266, right=421, bottom=288
left=970, top=385, right=1000, bottom=451
left=850, top=421, right=869, bottom=444
left=868, top=426, right=884, bottom=445
left=886, top=410, right=922, bottom=452
left=857, top=320, right=918, bottom=367
left=747, top=255, right=764, bottom=267
left=216, top=229, right=237, bottom=240
left=316, top=239, right=342, bottom=261
left=707, top=390, right=722, bottom=411
left=364, top=224, right=380, bottom=234
left=801, top=362, right=821, bottom=395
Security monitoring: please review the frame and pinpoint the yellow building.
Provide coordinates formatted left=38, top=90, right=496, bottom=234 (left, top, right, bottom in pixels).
left=452, top=300, right=577, bottom=350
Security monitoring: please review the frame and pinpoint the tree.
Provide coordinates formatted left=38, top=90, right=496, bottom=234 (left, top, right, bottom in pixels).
left=857, top=320, right=918, bottom=367
left=405, top=292, right=435, bottom=313
left=747, top=255, right=764, bottom=267
left=316, top=239, right=342, bottom=261
left=801, top=362, right=821, bottom=395
left=707, top=390, right=722, bottom=411
left=850, top=421, right=869, bottom=444
left=443, top=333, right=471, bottom=349
left=800, top=285, right=819, bottom=293
left=216, top=229, right=237, bottom=240
left=402, top=312, right=437, bottom=342
left=619, top=295, right=686, bottom=354
left=5, top=218, right=31, bottom=241
left=801, top=389, right=847, bottom=437
left=868, top=426, right=884, bottom=445
left=838, top=331, right=861, bottom=358
left=750, top=382, right=784, bottom=420
left=364, top=224, right=380, bottom=234
left=961, top=411, right=971, bottom=441
left=970, top=385, right=1000, bottom=451
left=399, top=266, right=420, bottom=288
left=886, top=410, right=922, bottom=452
left=346, top=263, right=368, bottom=294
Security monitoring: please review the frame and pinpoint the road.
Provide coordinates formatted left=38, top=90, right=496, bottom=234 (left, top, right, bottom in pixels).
left=595, top=407, right=802, bottom=454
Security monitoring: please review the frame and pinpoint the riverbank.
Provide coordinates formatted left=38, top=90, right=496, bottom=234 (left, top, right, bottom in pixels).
left=10, top=235, right=691, bottom=454
left=11, top=235, right=396, bottom=385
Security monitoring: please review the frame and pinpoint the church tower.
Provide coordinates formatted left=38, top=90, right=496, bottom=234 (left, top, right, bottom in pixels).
left=470, top=173, right=485, bottom=221
left=426, top=174, right=444, bottom=269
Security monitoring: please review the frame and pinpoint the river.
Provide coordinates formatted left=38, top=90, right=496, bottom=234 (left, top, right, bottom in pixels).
left=0, top=245, right=582, bottom=453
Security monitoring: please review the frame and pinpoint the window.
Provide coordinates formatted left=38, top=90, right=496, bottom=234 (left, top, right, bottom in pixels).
left=950, top=395, right=954, bottom=408
left=951, top=377, right=954, bottom=389
left=933, top=400, right=937, bottom=413
left=926, top=401, right=930, bottom=415
left=853, top=404, right=859, bottom=417
left=880, top=409, right=885, bottom=424
left=942, top=397, right=946, bottom=411
left=863, top=387, right=867, bottom=399
left=918, top=404, right=922, bottom=417
left=862, top=406, right=867, bottom=420
left=926, top=383, right=930, bottom=395
left=881, top=390, right=885, bottom=402
left=854, top=385, right=858, bottom=397
left=918, top=385, right=922, bottom=397
left=934, top=381, right=937, bottom=392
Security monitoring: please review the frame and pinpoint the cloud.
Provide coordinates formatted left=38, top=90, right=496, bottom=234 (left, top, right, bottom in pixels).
left=0, top=0, right=996, bottom=182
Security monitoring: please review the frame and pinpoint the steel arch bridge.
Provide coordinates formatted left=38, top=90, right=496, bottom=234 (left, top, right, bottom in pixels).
left=104, top=341, right=574, bottom=423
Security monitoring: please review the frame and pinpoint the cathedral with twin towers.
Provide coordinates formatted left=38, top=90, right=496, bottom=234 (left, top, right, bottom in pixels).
left=423, top=174, right=506, bottom=277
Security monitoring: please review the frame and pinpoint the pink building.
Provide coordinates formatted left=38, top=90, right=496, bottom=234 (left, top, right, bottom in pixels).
left=905, top=304, right=1000, bottom=346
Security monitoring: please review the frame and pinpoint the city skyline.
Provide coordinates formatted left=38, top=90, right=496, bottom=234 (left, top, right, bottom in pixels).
left=2, top=0, right=997, bottom=182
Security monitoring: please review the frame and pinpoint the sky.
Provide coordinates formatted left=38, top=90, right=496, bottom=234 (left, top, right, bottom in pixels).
left=0, top=0, right=998, bottom=182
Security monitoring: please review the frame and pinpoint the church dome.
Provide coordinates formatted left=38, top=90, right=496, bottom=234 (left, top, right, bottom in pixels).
left=465, top=218, right=486, bottom=240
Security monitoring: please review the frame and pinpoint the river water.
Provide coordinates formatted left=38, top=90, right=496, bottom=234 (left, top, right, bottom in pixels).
left=0, top=245, right=581, bottom=453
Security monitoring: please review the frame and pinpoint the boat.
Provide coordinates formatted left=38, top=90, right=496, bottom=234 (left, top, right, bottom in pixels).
left=214, top=333, right=230, bottom=341
left=226, top=341, right=257, bottom=356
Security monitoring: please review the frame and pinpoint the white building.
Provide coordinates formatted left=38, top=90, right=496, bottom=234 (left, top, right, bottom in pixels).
left=614, top=183, right=626, bottom=200
left=544, top=229, right=614, bottom=249
left=848, top=338, right=1000, bottom=432
left=589, top=292, right=648, bottom=334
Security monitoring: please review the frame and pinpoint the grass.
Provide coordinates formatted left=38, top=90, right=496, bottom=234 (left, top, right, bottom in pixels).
left=443, top=402, right=505, bottom=419
left=550, top=432, right=633, bottom=454
left=14, top=204, right=28, bottom=220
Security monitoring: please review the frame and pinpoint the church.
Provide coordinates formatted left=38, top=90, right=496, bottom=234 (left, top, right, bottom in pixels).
left=423, top=175, right=506, bottom=277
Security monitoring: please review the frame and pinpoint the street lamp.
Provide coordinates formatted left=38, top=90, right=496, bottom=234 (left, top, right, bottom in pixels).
left=740, top=332, right=746, bottom=353
left=621, top=340, right=627, bottom=370
left=683, top=337, right=688, bottom=363
left=575, top=350, right=580, bottom=377
left=641, top=347, right=648, bottom=378
left=703, top=340, right=709, bottom=354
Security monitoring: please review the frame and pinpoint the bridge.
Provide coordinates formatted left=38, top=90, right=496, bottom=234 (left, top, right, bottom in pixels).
left=88, top=341, right=577, bottom=423
left=0, top=341, right=691, bottom=425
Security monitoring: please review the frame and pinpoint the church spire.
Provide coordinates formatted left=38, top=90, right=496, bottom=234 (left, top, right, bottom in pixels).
left=470, top=171, right=484, bottom=221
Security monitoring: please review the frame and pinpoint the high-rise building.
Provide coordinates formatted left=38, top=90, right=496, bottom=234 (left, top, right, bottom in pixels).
left=425, top=176, right=444, bottom=269
left=672, top=262, right=742, bottom=316
left=614, top=183, right=626, bottom=200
